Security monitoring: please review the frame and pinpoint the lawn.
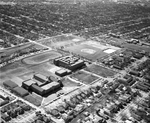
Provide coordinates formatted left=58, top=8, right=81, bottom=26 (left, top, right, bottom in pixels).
left=84, top=64, right=116, bottom=78
left=70, top=71, right=99, bottom=84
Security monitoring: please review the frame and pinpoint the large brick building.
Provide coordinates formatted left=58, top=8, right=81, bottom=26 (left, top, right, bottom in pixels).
left=54, top=55, right=85, bottom=71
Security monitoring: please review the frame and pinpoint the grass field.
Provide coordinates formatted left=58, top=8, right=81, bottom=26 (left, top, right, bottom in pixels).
left=0, top=52, right=61, bottom=84
left=84, top=64, right=116, bottom=78
left=70, top=71, right=99, bottom=84
left=62, top=78, right=81, bottom=87
left=0, top=50, right=62, bottom=83
left=39, top=34, right=85, bottom=48
left=22, top=51, right=62, bottom=65
left=0, top=61, right=31, bottom=82
left=64, top=41, right=120, bottom=61
left=124, top=43, right=150, bottom=52
left=18, top=71, right=34, bottom=81
left=64, top=44, right=107, bottom=61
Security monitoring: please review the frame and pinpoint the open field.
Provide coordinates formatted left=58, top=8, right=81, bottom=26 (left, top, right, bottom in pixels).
left=123, top=43, right=150, bottom=53
left=64, top=45, right=106, bottom=61
left=0, top=61, right=31, bottom=82
left=61, top=78, right=81, bottom=87
left=70, top=71, right=99, bottom=84
left=38, top=34, right=85, bottom=48
left=22, top=51, right=62, bottom=65
left=0, top=53, right=59, bottom=83
left=64, top=41, right=120, bottom=61
left=84, top=64, right=116, bottom=78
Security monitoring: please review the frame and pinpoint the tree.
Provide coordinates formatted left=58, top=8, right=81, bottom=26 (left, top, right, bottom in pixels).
left=120, top=113, right=128, bottom=121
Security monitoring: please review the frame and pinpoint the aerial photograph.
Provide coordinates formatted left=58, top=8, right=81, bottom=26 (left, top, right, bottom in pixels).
left=0, top=0, right=150, bottom=123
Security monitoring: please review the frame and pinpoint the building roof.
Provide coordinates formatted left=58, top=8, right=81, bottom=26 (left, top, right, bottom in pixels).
left=3, top=80, right=18, bottom=89
left=124, top=74, right=132, bottom=79
left=23, top=79, right=36, bottom=86
left=70, top=59, right=84, bottom=67
left=51, top=109, right=59, bottom=117
left=1, top=113, right=10, bottom=121
left=34, top=74, right=48, bottom=82
left=36, top=120, right=43, bottom=123
left=57, top=105, right=65, bottom=113
left=56, top=69, right=67, bottom=74
left=55, top=55, right=83, bottom=66
left=31, top=84, right=44, bottom=93
left=36, top=81, right=45, bottom=86
left=129, top=70, right=140, bottom=76
left=0, top=100, right=9, bottom=107
left=112, top=83, right=119, bottom=90
left=13, top=87, right=29, bottom=97
left=41, top=82, right=60, bottom=90
left=11, top=77, right=24, bottom=86
left=117, top=79, right=127, bottom=84
left=24, top=94, right=41, bottom=107
left=125, top=120, right=132, bottom=123
left=133, top=53, right=143, bottom=59
left=145, top=75, right=150, bottom=80
left=20, top=104, right=31, bottom=111
left=113, top=64, right=122, bottom=70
